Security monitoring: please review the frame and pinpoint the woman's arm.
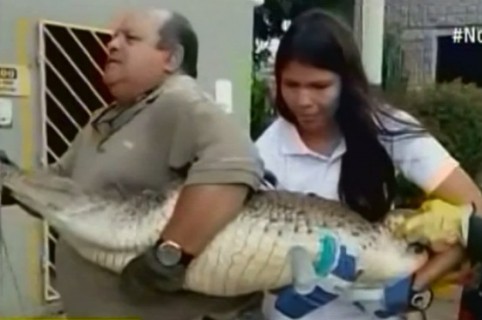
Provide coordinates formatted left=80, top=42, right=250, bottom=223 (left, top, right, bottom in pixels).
left=430, top=166, right=482, bottom=211
left=380, top=110, right=482, bottom=289
left=398, top=167, right=482, bottom=289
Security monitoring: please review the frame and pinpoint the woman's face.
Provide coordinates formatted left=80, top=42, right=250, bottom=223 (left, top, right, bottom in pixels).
left=280, top=60, right=341, bottom=133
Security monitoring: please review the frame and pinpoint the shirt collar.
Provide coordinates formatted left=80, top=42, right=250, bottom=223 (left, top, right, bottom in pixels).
left=92, top=74, right=195, bottom=127
left=278, top=117, right=346, bottom=161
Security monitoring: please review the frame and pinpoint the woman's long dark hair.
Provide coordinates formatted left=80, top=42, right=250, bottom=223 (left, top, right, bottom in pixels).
left=274, top=9, right=426, bottom=222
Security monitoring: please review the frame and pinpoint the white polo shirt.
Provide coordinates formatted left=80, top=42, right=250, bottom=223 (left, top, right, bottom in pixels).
left=255, top=110, right=459, bottom=320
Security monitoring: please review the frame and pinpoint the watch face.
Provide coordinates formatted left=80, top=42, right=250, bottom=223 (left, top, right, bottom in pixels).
left=156, top=242, right=182, bottom=267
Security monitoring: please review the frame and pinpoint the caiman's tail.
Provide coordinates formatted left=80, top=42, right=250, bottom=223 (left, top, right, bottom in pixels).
left=0, top=161, right=86, bottom=217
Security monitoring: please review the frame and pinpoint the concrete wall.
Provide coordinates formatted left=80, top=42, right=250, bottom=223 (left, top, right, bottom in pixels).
left=385, top=0, right=482, bottom=87
left=0, top=0, right=256, bottom=316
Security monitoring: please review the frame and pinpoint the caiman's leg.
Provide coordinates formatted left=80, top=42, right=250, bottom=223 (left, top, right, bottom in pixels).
left=288, top=246, right=320, bottom=294
left=271, top=233, right=360, bottom=319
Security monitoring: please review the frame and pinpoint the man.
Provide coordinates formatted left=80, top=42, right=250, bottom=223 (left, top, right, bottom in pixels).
left=3, top=8, right=265, bottom=320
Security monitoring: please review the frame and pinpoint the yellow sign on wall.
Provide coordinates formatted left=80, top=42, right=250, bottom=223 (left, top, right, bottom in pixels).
left=0, top=64, right=31, bottom=96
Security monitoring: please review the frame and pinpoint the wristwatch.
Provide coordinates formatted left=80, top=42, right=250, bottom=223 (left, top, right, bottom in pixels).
left=154, top=238, right=194, bottom=268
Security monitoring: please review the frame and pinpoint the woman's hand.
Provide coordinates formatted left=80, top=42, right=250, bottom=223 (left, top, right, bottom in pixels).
left=414, top=244, right=472, bottom=290
left=393, top=199, right=479, bottom=289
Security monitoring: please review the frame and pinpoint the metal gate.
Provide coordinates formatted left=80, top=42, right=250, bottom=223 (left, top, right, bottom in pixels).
left=37, top=20, right=114, bottom=302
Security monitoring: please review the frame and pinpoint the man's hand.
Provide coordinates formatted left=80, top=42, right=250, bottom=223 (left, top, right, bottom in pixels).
left=395, top=199, right=474, bottom=251
left=120, top=246, right=187, bottom=299
left=274, top=232, right=360, bottom=319
left=120, top=184, right=249, bottom=297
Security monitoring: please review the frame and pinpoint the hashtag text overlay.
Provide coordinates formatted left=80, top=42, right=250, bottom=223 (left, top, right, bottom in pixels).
left=452, top=26, right=482, bottom=44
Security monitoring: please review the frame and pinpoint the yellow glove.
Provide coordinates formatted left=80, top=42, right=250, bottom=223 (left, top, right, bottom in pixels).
left=395, top=199, right=473, bottom=248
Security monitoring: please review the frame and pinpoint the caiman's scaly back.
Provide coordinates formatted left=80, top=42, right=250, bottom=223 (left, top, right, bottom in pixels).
left=0, top=161, right=428, bottom=296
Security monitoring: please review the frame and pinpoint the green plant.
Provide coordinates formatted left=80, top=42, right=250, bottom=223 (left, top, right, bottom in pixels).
left=250, top=75, right=275, bottom=140
left=389, top=79, right=482, bottom=206
left=405, top=80, right=482, bottom=177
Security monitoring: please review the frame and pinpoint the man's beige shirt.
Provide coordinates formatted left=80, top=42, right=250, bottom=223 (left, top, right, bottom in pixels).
left=52, top=74, right=264, bottom=195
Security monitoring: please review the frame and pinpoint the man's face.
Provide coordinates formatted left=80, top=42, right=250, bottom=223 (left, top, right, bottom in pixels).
left=103, top=11, right=172, bottom=102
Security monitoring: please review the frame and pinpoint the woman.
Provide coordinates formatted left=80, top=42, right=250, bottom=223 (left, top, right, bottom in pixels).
left=255, top=8, right=482, bottom=320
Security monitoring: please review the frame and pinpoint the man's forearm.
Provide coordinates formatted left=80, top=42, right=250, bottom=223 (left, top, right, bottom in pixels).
left=159, top=184, right=250, bottom=255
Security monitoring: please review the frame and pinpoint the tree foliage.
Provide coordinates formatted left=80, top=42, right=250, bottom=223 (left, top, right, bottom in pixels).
left=387, top=80, right=482, bottom=207
left=252, top=0, right=355, bottom=68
